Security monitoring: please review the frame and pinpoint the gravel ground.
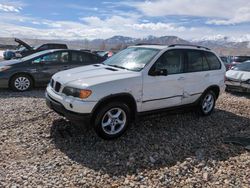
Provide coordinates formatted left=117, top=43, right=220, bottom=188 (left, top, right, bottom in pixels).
left=0, top=89, right=249, bottom=187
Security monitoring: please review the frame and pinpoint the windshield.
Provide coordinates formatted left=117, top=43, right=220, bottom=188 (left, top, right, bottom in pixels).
left=232, top=61, right=250, bottom=71
left=103, top=47, right=160, bottom=71
left=21, top=50, right=54, bottom=61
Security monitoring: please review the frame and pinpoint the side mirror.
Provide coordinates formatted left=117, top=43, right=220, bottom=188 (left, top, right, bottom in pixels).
left=149, top=68, right=168, bottom=76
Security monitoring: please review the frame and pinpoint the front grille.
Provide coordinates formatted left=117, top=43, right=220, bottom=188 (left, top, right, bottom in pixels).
left=55, top=82, right=61, bottom=92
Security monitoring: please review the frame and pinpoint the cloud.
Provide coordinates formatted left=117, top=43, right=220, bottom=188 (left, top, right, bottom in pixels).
left=0, top=3, right=21, bottom=12
left=0, top=0, right=250, bottom=40
left=80, top=15, right=138, bottom=27
left=129, top=0, right=250, bottom=25
left=67, top=3, right=98, bottom=11
left=207, top=7, right=250, bottom=25
left=130, top=23, right=186, bottom=32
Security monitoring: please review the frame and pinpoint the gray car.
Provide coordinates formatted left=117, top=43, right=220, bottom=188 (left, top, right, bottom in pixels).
left=0, top=49, right=104, bottom=91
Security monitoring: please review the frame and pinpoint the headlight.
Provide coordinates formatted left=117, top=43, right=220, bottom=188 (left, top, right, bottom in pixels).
left=62, top=87, right=92, bottom=99
left=0, top=66, right=11, bottom=72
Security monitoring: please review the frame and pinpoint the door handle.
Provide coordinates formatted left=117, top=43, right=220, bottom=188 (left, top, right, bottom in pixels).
left=178, top=77, right=185, bottom=80
left=205, top=73, right=210, bottom=77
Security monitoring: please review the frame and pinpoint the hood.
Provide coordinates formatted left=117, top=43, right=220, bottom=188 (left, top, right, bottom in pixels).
left=226, top=70, right=250, bottom=81
left=0, top=59, right=21, bottom=66
left=52, top=64, right=141, bottom=87
left=15, top=38, right=32, bottom=50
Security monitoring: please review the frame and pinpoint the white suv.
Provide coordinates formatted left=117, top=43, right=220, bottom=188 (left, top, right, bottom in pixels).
left=46, top=44, right=226, bottom=139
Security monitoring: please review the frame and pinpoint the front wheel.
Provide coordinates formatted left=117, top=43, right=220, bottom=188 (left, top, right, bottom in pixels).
left=198, top=91, right=216, bottom=116
left=10, top=74, right=33, bottom=91
left=94, top=102, right=131, bottom=140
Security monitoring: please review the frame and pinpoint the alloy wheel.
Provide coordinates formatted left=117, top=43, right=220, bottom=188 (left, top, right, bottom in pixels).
left=202, top=93, right=215, bottom=114
left=101, top=107, right=127, bottom=135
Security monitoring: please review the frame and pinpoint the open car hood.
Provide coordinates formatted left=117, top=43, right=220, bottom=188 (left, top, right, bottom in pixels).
left=15, top=38, right=33, bottom=50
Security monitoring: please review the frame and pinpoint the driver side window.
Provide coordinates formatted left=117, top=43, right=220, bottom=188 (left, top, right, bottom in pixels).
left=33, top=52, right=69, bottom=64
left=154, top=50, right=184, bottom=75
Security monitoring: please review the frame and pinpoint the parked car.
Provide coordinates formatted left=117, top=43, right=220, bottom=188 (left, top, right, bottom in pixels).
left=93, top=50, right=114, bottom=59
left=225, top=60, right=250, bottom=92
left=220, top=56, right=231, bottom=70
left=0, top=49, right=104, bottom=91
left=46, top=44, right=226, bottom=139
left=225, top=56, right=250, bottom=70
left=3, top=38, right=68, bottom=60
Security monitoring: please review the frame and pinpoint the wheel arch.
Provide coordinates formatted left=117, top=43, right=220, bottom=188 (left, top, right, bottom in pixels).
left=9, top=72, right=35, bottom=87
left=203, top=85, right=220, bottom=99
left=91, top=93, right=138, bottom=122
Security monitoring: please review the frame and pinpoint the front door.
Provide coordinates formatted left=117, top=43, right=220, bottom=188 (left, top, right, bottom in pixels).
left=142, top=49, right=186, bottom=112
left=31, top=51, right=70, bottom=85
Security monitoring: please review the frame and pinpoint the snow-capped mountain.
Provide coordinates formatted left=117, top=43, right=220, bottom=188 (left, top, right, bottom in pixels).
left=192, top=35, right=250, bottom=49
left=1, top=35, right=250, bottom=53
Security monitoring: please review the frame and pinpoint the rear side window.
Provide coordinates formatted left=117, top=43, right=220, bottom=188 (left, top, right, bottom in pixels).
left=71, top=52, right=92, bottom=64
left=53, top=44, right=67, bottom=49
left=204, top=52, right=221, bottom=70
left=91, top=54, right=103, bottom=63
left=38, top=44, right=48, bottom=51
left=186, top=50, right=209, bottom=72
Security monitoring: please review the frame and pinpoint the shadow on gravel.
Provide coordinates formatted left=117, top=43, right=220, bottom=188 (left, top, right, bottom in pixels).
left=0, top=88, right=45, bottom=99
left=225, top=90, right=250, bottom=99
left=51, top=109, right=249, bottom=176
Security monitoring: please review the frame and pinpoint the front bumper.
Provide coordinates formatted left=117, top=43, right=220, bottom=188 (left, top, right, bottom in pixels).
left=225, top=80, right=250, bottom=92
left=46, top=91, right=92, bottom=123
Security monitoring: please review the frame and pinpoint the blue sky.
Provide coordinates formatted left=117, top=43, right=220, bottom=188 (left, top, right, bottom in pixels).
left=0, top=0, right=250, bottom=41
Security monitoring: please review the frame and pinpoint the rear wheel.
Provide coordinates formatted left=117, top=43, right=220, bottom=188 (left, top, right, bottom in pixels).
left=94, top=102, right=131, bottom=140
left=10, top=74, right=33, bottom=91
left=198, top=90, right=216, bottom=116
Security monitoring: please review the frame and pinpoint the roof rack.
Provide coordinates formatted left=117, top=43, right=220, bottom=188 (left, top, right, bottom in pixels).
left=168, top=44, right=211, bottom=50
left=135, top=43, right=166, bottom=46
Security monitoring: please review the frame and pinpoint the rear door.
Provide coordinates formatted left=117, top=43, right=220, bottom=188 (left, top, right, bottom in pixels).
left=181, top=50, right=211, bottom=105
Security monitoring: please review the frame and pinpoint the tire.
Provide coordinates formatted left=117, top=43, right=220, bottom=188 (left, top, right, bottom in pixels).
left=10, top=74, right=33, bottom=92
left=94, top=102, right=131, bottom=140
left=198, top=90, right=216, bottom=116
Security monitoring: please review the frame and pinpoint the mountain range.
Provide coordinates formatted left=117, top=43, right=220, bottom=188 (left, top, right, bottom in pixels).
left=0, top=35, right=250, bottom=55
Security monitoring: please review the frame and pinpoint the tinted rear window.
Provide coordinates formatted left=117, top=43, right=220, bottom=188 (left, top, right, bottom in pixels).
left=186, top=50, right=210, bottom=72
left=204, top=51, right=221, bottom=70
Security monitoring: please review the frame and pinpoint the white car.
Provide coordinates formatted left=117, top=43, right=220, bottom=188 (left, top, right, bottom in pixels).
left=225, top=61, right=250, bottom=92
left=46, top=44, right=226, bottom=139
